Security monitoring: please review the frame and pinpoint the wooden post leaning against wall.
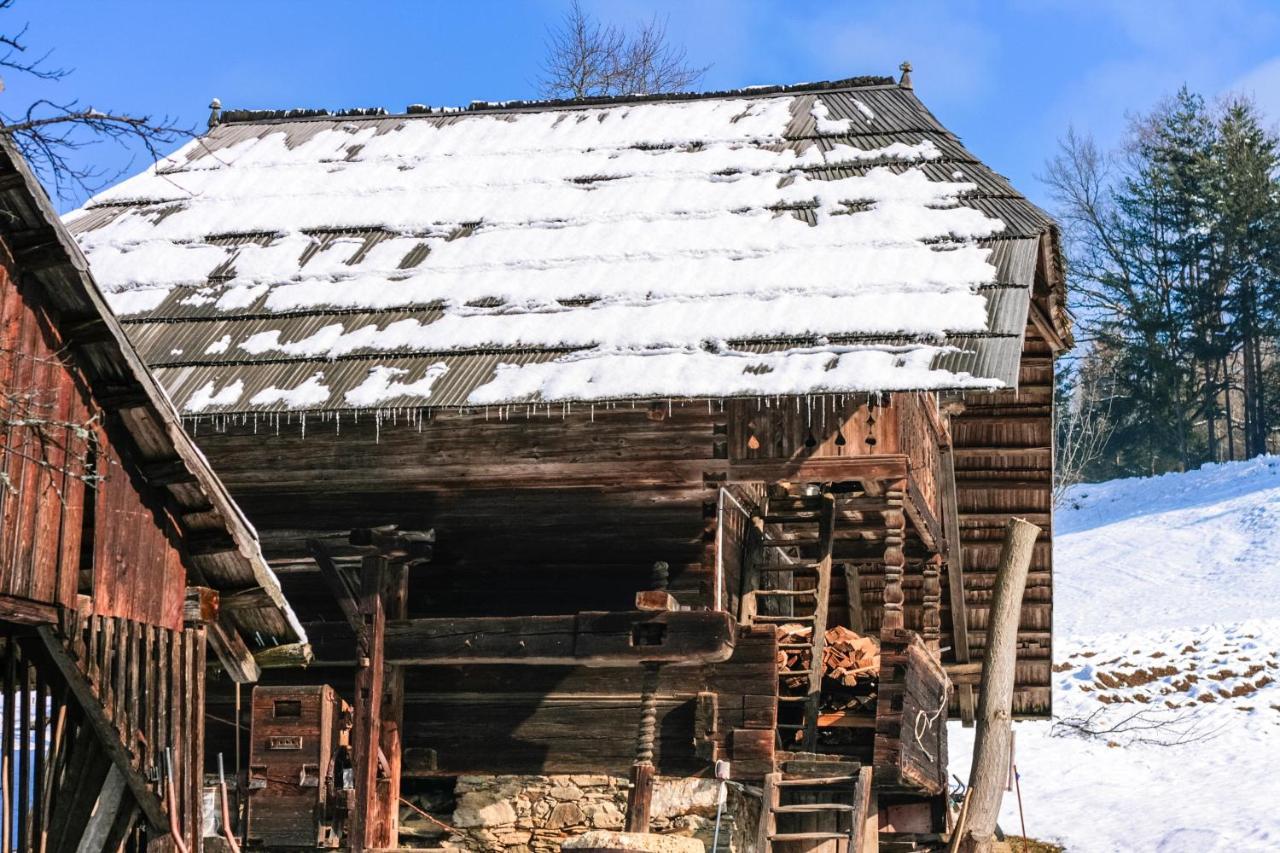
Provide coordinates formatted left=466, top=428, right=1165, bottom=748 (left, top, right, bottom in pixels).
left=958, top=517, right=1040, bottom=853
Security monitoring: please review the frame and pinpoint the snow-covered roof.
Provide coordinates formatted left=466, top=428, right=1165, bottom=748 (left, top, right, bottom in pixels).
left=66, top=76, right=1061, bottom=414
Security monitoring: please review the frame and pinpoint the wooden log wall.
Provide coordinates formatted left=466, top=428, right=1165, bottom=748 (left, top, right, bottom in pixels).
left=196, top=405, right=732, bottom=618
left=0, top=253, right=189, bottom=629
left=207, top=625, right=779, bottom=783
left=950, top=322, right=1055, bottom=716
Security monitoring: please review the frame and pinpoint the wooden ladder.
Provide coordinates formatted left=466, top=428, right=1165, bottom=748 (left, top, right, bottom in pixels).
left=757, top=762, right=874, bottom=852
left=744, top=488, right=837, bottom=753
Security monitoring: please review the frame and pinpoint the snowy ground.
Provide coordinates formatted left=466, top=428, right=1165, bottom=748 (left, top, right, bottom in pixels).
left=948, top=457, right=1280, bottom=852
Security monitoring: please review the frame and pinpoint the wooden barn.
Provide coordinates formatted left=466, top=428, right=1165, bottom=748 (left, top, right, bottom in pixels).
left=64, top=68, right=1070, bottom=852
left=0, top=136, right=305, bottom=853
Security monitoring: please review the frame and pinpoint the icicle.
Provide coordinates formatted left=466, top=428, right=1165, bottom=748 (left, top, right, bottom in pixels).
left=590, top=404, right=595, bottom=423
left=301, top=413, right=307, bottom=439
left=336, top=412, right=341, bottom=436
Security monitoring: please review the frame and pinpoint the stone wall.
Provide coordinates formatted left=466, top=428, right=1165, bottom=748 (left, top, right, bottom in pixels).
left=432, top=774, right=761, bottom=852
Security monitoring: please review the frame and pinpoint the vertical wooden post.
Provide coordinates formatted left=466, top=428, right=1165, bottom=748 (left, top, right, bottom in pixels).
left=624, top=663, right=660, bottom=833
left=801, top=491, right=836, bottom=752
left=922, top=554, right=943, bottom=655
left=959, top=517, right=1040, bottom=853
left=379, top=562, right=409, bottom=850
left=940, top=444, right=975, bottom=725
left=625, top=561, right=668, bottom=834
left=881, top=481, right=908, bottom=633
left=350, top=554, right=387, bottom=853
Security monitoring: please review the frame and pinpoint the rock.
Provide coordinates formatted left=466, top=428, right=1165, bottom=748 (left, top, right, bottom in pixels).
left=548, top=783, right=584, bottom=801
left=561, top=830, right=705, bottom=852
left=570, top=774, right=615, bottom=788
left=650, top=778, right=721, bottom=820
left=497, top=830, right=533, bottom=846
left=546, top=802, right=585, bottom=829
left=453, top=791, right=518, bottom=828
left=532, top=798, right=553, bottom=819
left=583, top=801, right=625, bottom=829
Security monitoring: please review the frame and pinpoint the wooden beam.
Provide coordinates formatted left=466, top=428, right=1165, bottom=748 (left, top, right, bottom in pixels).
left=728, top=454, right=909, bottom=486
left=33, top=627, right=168, bottom=830
left=216, top=585, right=274, bottom=612
left=206, top=614, right=261, bottom=684
left=1027, top=298, right=1068, bottom=355
left=634, top=590, right=679, bottom=611
left=382, top=611, right=736, bottom=667
left=182, top=587, right=219, bottom=624
left=308, top=539, right=367, bottom=655
left=0, top=594, right=58, bottom=625
left=138, top=458, right=198, bottom=486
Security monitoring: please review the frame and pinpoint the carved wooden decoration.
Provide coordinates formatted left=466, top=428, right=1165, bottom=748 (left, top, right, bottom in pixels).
left=881, top=480, right=908, bottom=634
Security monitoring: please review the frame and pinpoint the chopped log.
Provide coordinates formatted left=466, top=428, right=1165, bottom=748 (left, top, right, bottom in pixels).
left=959, top=517, right=1040, bottom=853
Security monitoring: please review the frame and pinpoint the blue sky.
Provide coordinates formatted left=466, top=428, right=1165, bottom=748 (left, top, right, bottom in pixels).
left=6, top=0, right=1280, bottom=212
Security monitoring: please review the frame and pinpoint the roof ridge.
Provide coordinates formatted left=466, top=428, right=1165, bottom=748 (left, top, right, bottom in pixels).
left=215, top=75, right=902, bottom=126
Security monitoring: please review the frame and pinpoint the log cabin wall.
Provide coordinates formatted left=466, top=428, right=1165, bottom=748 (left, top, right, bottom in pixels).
left=951, top=321, right=1055, bottom=716
left=0, top=249, right=189, bottom=629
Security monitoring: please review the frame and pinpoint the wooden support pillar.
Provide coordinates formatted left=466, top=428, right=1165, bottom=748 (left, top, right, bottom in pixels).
left=624, top=663, right=660, bottom=833
left=958, top=517, right=1040, bottom=853
left=922, top=554, right=943, bottom=655
left=881, top=480, right=908, bottom=634
left=625, top=562, right=668, bottom=834
left=801, top=491, right=836, bottom=753
left=378, top=562, right=409, bottom=850
left=350, top=554, right=387, bottom=853
left=940, top=443, right=975, bottom=725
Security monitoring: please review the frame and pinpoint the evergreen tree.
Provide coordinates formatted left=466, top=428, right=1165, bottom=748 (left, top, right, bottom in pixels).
left=1045, top=88, right=1280, bottom=479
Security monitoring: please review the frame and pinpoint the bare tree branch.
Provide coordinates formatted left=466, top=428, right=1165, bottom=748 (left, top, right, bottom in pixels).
left=539, top=1, right=709, bottom=99
left=0, top=1, right=191, bottom=202
left=1051, top=705, right=1223, bottom=747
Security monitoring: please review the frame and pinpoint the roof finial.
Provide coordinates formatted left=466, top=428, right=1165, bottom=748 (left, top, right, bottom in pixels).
left=208, top=97, right=222, bottom=129
left=898, top=61, right=913, bottom=89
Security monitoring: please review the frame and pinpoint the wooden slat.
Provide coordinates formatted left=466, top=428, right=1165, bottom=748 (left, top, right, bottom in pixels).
left=35, top=625, right=168, bottom=829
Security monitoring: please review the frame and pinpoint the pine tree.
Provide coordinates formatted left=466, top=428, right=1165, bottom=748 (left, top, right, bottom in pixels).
left=1207, top=98, right=1280, bottom=457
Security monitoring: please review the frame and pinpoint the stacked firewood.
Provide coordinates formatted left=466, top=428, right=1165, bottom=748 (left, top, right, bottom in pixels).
left=821, top=626, right=880, bottom=685
left=774, top=624, right=880, bottom=688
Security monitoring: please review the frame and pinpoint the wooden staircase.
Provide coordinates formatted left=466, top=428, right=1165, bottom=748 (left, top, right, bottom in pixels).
left=757, top=759, right=874, bottom=852
left=743, top=489, right=837, bottom=753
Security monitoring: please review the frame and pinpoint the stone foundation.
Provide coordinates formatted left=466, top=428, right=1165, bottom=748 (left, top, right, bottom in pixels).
left=430, top=774, right=760, bottom=852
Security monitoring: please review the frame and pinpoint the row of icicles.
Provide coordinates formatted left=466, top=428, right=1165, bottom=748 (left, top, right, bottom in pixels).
left=183, top=391, right=905, bottom=444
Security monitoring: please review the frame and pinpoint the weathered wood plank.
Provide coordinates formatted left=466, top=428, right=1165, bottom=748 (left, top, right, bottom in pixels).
left=35, top=626, right=167, bottom=829
left=382, top=610, right=735, bottom=666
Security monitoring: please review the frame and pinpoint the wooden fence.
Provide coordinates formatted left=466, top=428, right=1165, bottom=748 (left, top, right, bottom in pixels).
left=0, top=613, right=206, bottom=853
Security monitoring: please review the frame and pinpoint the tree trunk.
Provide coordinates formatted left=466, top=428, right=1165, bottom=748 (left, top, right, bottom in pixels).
left=957, top=517, right=1041, bottom=853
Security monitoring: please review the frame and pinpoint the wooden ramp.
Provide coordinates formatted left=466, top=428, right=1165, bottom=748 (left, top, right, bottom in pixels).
left=757, top=760, right=875, bottom=853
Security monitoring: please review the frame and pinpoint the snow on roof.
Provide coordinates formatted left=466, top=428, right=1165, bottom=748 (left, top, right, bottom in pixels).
left=66, top=77, right=1056, bottom=413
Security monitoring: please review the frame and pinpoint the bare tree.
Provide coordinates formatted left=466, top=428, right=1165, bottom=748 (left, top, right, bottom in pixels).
left=0, top=0, right=189, bottom=202
left=1054, top=360, right=1115, bottom=506
left=539, top=1, right=709, bottom=99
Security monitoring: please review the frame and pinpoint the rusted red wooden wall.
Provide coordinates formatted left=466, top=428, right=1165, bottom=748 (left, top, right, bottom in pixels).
left=0, top=247, right=186, bottom=628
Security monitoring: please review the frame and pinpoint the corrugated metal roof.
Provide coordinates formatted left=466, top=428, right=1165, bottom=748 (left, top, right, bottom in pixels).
left=67, top=77, right=1058, bottom=413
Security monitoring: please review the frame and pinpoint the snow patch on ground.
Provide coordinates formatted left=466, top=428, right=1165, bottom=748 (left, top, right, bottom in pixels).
left=949, top=457, right=1280, bottom=852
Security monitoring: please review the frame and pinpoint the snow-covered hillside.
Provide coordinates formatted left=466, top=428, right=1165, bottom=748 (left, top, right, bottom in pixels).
left=949, top=457, right=1280, bottom=852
